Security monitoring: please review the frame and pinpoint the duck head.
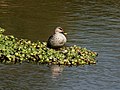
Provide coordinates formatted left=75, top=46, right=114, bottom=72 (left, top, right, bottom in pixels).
left=54, top=27, right=67, bottom=35
left=55, top=27, right=64, bottom=33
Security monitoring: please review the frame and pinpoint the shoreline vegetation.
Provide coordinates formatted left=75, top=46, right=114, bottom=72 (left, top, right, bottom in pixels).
left=0, top=27, right=98, bottom=66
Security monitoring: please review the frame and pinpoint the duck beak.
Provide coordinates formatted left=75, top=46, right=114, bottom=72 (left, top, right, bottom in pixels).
left=64, top=32, right=67, bottom=35
left=60, top=29, right=67, bottom=35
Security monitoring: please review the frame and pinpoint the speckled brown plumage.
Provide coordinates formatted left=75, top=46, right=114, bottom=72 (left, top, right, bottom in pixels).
left=47, top=27, right=67, bottom=49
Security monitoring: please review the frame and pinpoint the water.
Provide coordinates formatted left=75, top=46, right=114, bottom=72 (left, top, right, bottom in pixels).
left=0, top=0, right=120, bottom=90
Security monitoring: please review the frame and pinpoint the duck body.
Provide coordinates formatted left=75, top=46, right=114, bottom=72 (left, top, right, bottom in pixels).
left=47, top=27, right=67, bottom=49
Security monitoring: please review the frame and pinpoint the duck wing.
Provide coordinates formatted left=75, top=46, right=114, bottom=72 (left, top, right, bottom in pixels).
left=47, top=35, right=53, bottom=48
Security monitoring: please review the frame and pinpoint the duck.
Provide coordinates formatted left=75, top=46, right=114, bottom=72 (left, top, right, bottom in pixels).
left=47, top=27, right=67, bottom=49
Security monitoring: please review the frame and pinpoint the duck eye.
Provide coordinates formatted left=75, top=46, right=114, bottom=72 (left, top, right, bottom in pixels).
left=59, top=28, right=62, bottom=30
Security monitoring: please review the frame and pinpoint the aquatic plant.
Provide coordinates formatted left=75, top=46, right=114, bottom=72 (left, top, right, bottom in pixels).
left=0, top=27, right=98, bottom=66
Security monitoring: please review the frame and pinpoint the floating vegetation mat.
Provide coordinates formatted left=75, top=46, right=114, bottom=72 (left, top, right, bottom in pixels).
left=0, top=27, right=98, bottom=66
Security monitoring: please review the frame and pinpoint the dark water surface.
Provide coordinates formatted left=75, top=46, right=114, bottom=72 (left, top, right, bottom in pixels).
left=0, top=0, right=120, bottom=90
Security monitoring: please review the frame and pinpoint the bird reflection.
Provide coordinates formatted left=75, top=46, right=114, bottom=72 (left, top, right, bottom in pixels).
left=50, top=65, right=64, bottom=78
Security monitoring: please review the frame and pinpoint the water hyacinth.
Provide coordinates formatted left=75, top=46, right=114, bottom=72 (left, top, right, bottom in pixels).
left=0, top=27, right=98, bottom=66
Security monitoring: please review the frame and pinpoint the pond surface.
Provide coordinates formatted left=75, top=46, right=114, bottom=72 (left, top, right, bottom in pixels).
left=0, top=0, right=120, bottom=90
